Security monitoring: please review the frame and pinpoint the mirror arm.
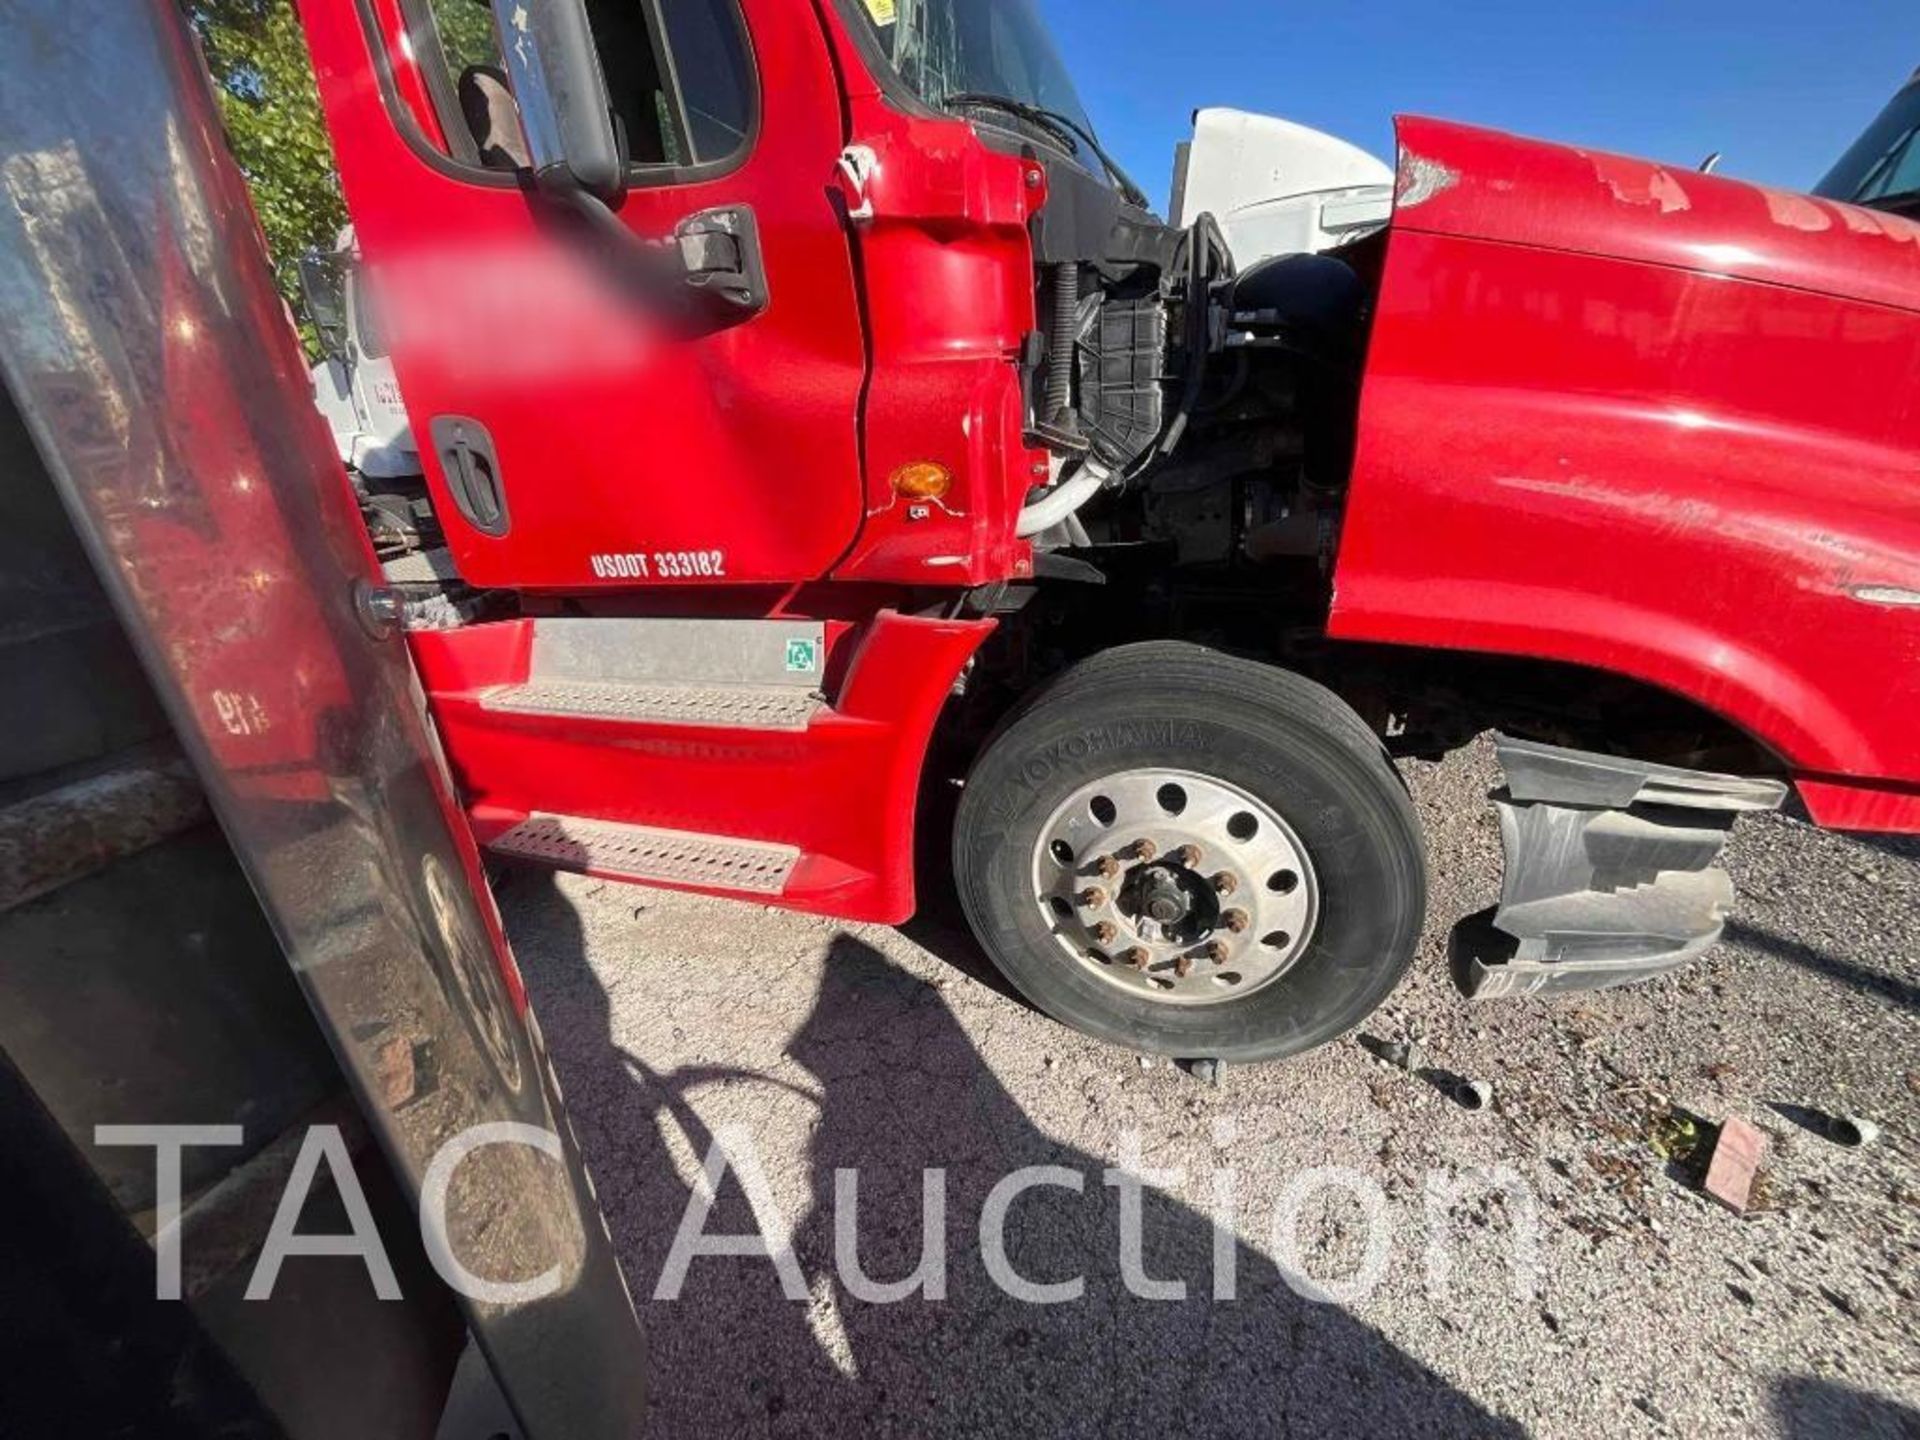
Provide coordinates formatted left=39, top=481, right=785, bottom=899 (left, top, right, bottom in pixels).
left=558, top=184, right=636, bottom=246
left=553, top=190, right=766, bottom=328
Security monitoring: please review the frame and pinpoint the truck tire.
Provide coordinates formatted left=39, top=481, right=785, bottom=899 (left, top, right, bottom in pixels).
left=953, top=642, right=1426, bottom=1063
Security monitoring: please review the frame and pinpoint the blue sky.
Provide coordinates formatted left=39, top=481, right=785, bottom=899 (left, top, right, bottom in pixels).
left=1046, top=0, right=1914, bottom=211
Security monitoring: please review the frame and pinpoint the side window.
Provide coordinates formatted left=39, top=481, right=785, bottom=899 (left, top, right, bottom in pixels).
left=427, top=0, right=502, bottom=75
left=348, top=269, right=388, bottom=361
left=1856, top=127, right=1920, bottom=205
left=587, top=0, right=755, bottom=169
left=398, top=0, right=511, bottom=167
left=654, top=1, right=753, bottom=163
left=400, top=0, right=754, bottom=177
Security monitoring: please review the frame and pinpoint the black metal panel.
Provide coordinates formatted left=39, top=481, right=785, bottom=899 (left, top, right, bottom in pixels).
left=0, top=1048, right=286, bottom=1439
left=0, top=383, right=169, bottom=781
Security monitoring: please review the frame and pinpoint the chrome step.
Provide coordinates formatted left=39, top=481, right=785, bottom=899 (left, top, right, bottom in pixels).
left=481, top=680, right=823, bottom=731
left=489, top=814, right=799, bottom=895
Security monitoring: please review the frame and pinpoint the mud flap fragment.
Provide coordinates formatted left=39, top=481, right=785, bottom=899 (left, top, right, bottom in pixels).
left=1455, top=736, right=1788, bottom=1000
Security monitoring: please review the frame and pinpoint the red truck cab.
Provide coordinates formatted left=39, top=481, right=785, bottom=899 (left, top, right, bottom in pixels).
left=295, top=0, right=1920, bottom=1060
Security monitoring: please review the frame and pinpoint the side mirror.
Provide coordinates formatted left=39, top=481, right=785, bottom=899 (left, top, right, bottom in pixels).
left=489, top=0, right=625, bottom=203
left=297, top=253, right=349, bottom=358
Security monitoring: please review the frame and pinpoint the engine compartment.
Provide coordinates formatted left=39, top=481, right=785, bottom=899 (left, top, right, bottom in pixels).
left=1017, top=127, right=1393, bottom=617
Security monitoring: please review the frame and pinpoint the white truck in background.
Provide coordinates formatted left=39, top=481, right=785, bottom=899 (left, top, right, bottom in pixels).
left=299, top=228, right=435, bottom=556
left=1170, top=107, right=1394, bottom=264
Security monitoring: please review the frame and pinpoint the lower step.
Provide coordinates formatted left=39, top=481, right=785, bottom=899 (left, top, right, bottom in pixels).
left=488, top=813, right=800, bottom=895
left=482, top=680, right=823, bottom=731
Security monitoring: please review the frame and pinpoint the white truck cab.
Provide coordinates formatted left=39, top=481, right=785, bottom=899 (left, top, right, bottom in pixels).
left=303, top=227, right=421, bottom=482
left=1170, top=108, right=1394, bottom=265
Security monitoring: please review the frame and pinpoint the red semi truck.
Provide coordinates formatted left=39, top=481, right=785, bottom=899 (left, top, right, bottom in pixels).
left=289, top=0, right=1920, bottom=1064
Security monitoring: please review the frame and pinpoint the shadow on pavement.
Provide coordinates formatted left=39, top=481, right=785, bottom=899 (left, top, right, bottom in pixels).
left=506, top=872, right=1526, bottom=1438
left=1770, top=1375, right=1920, bottom=1439
left=1725, top=918, right=1920, bottom=1015
left=1847, top=832, right=1920, bottom=864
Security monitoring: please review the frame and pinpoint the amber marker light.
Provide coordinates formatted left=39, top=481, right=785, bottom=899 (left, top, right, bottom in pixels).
left=890, top=461, right=953, bottom=500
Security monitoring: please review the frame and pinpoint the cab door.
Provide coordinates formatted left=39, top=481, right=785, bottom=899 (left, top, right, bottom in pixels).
left=303, top=0, right=866, bottom=589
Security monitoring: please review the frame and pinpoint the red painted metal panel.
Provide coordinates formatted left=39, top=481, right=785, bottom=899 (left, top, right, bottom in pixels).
left=823, top=98, right=1048, bottom=587
left=300, top=0, right=869, bottom=590
left=411, top=611, right=992, bottom=922
left=1334, top=122, right=1920, bottom=816
left=1796, top=777, right=1920, bottom=834
left=1392, top=116, right=1920, bottom=317
left=141, top=219, right=360, bottom=805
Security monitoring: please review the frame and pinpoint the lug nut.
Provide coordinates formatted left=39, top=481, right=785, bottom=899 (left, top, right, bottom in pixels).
left=1221, top=909, right=1250, bottom=934
left=1204, top=940, right=1232, bottom=965
left=1123, top=947, right=1151, bottom=971
left=1210, top=871, right=1238, bottom=896
left=1089, top=921, right=1119, bottom=945
left=1174, top=954, right=1195, bottom=980
left=1171, top=844, right=1202, bottom=868
left=1094, top=854, right=1121, bottom=881
left=1124, top=838, right=1158, bottom=862
left=1077, top=887, right=1108, bottom=909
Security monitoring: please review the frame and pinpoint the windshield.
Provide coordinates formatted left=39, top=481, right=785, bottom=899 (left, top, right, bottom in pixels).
left=847, top=0, right=1099, bottom=150
left=1815, top=78, right=1920, bottom=214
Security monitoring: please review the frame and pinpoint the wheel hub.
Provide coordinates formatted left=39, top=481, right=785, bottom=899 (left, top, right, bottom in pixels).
left=1135, top=863, right=1191, bottom=922
left=1032, top=769, right=1320, bottom=1007
left=1120, top=860, right=1217, bottom=943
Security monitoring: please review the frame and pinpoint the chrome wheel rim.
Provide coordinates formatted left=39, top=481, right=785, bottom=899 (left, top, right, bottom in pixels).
left=1030, top=768, right=1320, bottom=1007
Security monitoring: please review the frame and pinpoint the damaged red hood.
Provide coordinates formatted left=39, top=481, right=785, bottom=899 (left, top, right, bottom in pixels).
left=1390, top=115, right=1920, bottom=316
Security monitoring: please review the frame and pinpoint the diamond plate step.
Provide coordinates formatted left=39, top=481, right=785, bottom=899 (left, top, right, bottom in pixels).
left=482, top=680, right=824, bottom=731
left=528, top=617, right=825, bottom=688
left=488, top=814, right=799, bottom=895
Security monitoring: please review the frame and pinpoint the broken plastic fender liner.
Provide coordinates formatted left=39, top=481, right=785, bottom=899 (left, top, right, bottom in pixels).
left=1456, top=736, right=1787, bottom=1000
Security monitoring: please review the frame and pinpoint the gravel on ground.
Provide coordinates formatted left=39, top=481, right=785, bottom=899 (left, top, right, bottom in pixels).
left=501, top=735, right=1920, bottom=1439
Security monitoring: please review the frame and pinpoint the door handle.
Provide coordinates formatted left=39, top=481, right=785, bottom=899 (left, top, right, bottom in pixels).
left=429, top=416, right=509, bottom=537
left=673, top=205, right=767, bottom=320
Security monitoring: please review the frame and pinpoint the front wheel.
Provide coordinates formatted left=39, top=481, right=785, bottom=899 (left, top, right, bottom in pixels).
left=953, top=643, right=1427, bottom=1063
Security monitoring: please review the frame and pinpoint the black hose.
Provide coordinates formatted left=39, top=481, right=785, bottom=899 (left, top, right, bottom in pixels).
left=1157, top=212, right=1228, bottom=460
left=1046, top=261, right=1078, bottom=420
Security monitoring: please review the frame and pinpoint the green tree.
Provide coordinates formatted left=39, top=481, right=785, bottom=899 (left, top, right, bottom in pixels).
left=434, top=0, right=502, bottom=75
left=181, top=0, right=347, bottom=354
